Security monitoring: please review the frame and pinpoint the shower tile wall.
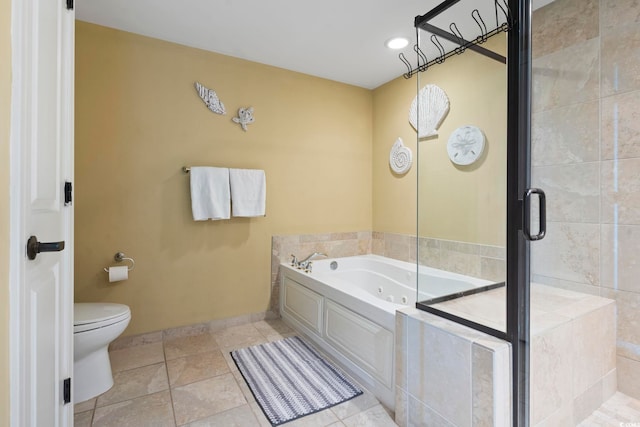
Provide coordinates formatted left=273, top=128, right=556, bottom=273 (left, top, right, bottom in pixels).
left=531, top=0, right=640, bottom=400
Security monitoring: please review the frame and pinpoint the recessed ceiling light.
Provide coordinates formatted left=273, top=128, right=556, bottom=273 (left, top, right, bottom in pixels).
left=385, top=37, right=409, bottom=50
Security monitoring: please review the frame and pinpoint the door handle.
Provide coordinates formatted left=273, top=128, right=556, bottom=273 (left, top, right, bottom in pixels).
left=523, top=188, right=546, bottom=241
left=26, top=235, right=65, bottom=260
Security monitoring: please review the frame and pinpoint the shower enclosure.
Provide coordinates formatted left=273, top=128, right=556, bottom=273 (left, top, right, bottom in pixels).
left=406, top=0, right=638, bottom=425
left=406, top=0, right=532, bottom=424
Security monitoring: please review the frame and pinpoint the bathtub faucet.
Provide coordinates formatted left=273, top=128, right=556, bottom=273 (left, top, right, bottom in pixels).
left=297, top=252, right=327, bottom=271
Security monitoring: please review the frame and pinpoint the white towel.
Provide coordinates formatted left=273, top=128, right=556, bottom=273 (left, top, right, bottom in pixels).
left=189, top=167, right=230, bottom=221
left=229, top=168, right=266, bottom=217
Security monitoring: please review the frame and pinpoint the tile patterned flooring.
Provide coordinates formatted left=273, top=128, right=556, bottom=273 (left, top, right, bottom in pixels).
left=580, top=392, right=640, bottom=427
left=74, top=319, right=397, bottom=427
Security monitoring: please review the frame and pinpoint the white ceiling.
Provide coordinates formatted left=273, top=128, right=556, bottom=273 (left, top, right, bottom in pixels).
left=76, top=0, right=554, bottom=90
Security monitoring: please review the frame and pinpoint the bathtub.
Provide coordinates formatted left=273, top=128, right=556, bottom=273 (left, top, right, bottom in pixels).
left=279, top=254, right=492, bottom=410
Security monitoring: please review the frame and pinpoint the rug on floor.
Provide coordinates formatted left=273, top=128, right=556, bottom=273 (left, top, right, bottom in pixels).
left=231, top=336, right=363, bottom=426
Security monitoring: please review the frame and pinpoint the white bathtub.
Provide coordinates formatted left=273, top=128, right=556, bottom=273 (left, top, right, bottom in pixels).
left=279, top=254, right=492, bottom=410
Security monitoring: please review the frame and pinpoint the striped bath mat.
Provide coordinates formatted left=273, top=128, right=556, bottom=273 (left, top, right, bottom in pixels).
left=231, top=336, right=362, bottom=426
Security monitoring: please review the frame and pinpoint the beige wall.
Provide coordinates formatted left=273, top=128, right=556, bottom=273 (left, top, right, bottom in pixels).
left=0, top=0, right=11, bottom=423
left=75, top=22, right=373, bottom=335
left=373, top=36, right=507, bottom=246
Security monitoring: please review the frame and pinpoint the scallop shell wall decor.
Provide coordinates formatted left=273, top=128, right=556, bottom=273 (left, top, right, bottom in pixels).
left=409, top=84, right=450, bottom=138
left=389, top=137, right=412, bottom=175
left=194, top=81, right=226, bottom=115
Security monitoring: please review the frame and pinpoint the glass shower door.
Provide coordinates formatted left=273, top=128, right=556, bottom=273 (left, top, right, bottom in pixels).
left=411, top=1, right=535, bottom=424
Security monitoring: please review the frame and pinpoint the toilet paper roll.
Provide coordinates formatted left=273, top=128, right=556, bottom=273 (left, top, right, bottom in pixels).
left=108, top=265, right=128, bottom=283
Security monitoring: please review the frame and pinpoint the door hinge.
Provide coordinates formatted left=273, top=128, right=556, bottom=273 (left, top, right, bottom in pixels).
left=63, top=378, right=71, bottom=404
left=64, top=181, right=72, bottom=206
left=66, top=0, right=73, bottom=10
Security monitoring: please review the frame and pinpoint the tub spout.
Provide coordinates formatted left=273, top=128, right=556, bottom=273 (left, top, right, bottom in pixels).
left=298, top=252, right=327, bottom=270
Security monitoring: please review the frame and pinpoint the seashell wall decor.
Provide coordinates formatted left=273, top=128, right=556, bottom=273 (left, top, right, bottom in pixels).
left=232, top=107, right=255, bottom=131
left=409, top=84, right=450, bottom=138
left=389, top=137, right=413, bottom=175
left=194, top=82, right=226, bottom=115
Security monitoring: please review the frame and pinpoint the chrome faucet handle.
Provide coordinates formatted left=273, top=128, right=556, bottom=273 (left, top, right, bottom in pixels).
left=305, top=261, right=313, bottom=273
left=290, top=254, right=298, bottom=266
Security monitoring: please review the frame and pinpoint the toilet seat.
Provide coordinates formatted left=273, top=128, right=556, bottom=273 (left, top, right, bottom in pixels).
left=74, top=303, right=131, bottom=333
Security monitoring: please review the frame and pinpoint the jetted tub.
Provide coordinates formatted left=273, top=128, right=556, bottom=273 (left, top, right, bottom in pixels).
left=279, top=254, right=492, bottom=410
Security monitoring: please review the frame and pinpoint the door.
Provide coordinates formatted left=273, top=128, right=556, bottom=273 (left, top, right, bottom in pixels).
left=9, top=0, right=75, bottom=425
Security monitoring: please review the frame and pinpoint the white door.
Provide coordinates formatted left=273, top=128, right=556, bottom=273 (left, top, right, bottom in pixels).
left=9, top=0, right=75, bottom=425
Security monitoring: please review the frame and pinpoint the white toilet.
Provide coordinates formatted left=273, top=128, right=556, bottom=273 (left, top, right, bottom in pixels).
left=73, top=302, right=131, bottom=403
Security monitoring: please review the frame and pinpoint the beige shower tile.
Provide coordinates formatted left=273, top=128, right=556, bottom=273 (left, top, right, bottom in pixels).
left=601, top=0, right=640, bottom=32
left=183, top=404, right=260, bottom=426
left=97, top=362, right=168, bottom=407
left=530, top=322, right=573, bottom=425
left=342, top=404, right=396, bottom=427
left=74, top=410, right=93, bottom=427
left=167, top=350, right=229, bottom=387
left=211, top=323, right=267, bottom=350
left=472, top=344, right=494, bottom=427
left=92, top=391, right=174, bottom=427
left=172, top=373, right=246, bottom=425
left=602, top=159, right=640, bottom=225
left=532, top=162, right=600, bottom=223
left=164, top=333, right=219, bottom=360
left=574, top=380, right=605, bottom=425
left=601, top=224, right=640, bottom=293
left=532, top=0, right=599, bottom=58
left=532, top=101, right=600, bottom=166
left=531, top=284, right=588, bottom=312
left=439, top=250, right=481, bottom=278
left=602, top=90, right=640, bottom=160
left=417, top=237, right=440, bottom=268
left=602, top=23, right=640, bottom=96
left=571, top=304, right=615, bottom=399
left=395, top=313, right=408, bottom=391
left=109, top=342, right=165, bottom=373
left=440, top=239, right=480, bottom=255
left=617, top=357, right=640, bottom=400
left=406, top=393, right=455, bottom=426
left=532, top=38, right=600, bottom=112
left=531, top=274, right=601, bottom=297
left=601, top=288, right=640, bottom=362
left=407, top=320, right=472, bottom=427
left=531, top=222, right=600, bottom=286
left=478, top=244, right=505, bottom=260
left=480, top=257, right=506, bottom=283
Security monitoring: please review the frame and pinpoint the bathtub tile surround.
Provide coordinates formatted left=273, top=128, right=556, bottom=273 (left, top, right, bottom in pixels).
left=397, top=284, right=616, bottom=426
left=272, top=231, right=506, bottom=313
left=76, top=318, right=395, bottom=426
left=395, top=308, right=511, bottom=427
left=532, top=0, right=640, bottom=400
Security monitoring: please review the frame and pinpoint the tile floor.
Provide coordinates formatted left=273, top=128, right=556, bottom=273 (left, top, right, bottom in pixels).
left=74, top=319, right=397, bottom=427
left=580, top=392, right=640, bottom=427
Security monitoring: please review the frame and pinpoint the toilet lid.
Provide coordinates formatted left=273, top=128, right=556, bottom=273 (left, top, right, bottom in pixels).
left=74, top=303, right=130, bottom=333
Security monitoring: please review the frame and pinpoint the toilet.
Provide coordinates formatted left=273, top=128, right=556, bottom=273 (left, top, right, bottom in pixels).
left=73, top=302, right=131, bottom=403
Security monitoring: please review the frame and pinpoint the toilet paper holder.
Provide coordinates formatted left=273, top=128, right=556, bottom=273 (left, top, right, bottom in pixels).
left=103, top=252, right=135, bottom=272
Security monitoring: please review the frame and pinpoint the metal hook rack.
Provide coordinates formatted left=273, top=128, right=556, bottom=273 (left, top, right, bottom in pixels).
left=400, top=0, right=512, bottom=79
left=103, top=252, right=135, bottom=272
